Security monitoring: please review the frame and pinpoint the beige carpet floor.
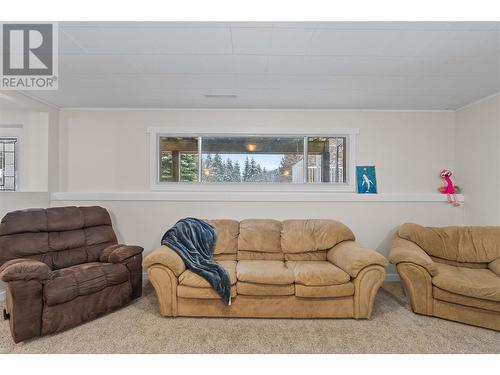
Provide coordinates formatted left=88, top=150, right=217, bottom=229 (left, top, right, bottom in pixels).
left=1, top=281, right=499, bottom=354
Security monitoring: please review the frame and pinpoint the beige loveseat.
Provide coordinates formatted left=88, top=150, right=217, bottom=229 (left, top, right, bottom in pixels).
left=143, top=219, right=388, bottom=319
left=390, top=223, right=500, bottom=331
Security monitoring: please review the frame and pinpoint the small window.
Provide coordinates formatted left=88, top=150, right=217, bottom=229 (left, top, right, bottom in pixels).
left=152, top=132, right=356, bottom=189
left=159, top=137, right=199, bottom=182
left=307, top=137, right=347, bottom=183
left=0, top=137, right=17, bottom=191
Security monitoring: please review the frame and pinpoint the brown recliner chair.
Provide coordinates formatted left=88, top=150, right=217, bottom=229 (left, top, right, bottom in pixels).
left=0, top=206, right=143, bottom=343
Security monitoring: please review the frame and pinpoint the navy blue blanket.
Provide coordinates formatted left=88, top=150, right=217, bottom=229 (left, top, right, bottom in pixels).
left=161, top=218, right=231, bottom=305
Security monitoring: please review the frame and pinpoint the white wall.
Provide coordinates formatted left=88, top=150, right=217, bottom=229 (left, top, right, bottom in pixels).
left=53, top=109, right=462, bottom=279
left=455, top=94, right=500, bottom=225
left=58, top=110, right=456, bottom=193
left=0, top=110, right=49, bottom=191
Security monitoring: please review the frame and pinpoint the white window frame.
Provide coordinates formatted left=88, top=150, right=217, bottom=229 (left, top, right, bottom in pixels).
left=0, top=125, right=22, bottom=192
left=148, top=127, right=358, bottom=193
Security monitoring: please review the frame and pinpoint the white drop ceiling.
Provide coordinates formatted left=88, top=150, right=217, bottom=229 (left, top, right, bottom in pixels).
left=20, top=22, right=500, bottom=110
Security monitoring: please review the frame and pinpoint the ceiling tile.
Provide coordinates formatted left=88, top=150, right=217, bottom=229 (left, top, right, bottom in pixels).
left=308, top=29, right=391, bottom=56
left=231, top=27, right=272, bottom=54
left=59, top=30, right=88, bottom=54
left=60, top=54, right=141, bottom=74
left=62, top=27, right=233, bottom=54
left=416, top=30, right=500, bottom=57
left=130, top=54, right=268, bottom=74
left=231, top=27, right=315, bottom=55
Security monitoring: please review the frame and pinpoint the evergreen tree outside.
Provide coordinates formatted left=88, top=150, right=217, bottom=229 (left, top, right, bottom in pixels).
left=279, top=154, right=303, bottom=182
left=213, top=154, right=225, bottom=181
left=233, top=161, right=242, bottom=182
left=243, top=156, right=251, bottom=182
left=160, top=152, right=173, bottom=181
left=180, top=153, right=198, bottom=182
left=248, top=158, right=257, bottom=181
left=224, top=159, right=234, bottom=182
left=200, top=153, right=269, bottom=183
left=203, top=154, right=215, bottom=182
left=261, top=167, right=268, bottom=182
left=255, top=164, right=263, bottom=182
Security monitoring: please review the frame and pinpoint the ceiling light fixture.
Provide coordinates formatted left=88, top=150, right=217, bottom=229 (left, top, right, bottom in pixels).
left=246, top=143, right=257, bottom=152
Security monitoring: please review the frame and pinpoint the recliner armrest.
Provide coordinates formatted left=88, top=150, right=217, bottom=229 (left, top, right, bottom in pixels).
left=327, top=241, right=388, bottom=278
left=0, top=258, right=51, bottom=282
left=100, top=244, right=144, bottom=263
left=489, top=258, right=500, bottom=276
left=389, top=236, right=437, bottom=276
left=142, top=245, right=186, bottom=276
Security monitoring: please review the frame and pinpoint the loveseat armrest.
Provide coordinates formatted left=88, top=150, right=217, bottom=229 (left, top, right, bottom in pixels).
left=327, top=241, right=388, bottom=278
left=142, top=245, right=186, bottom=276
left=100, top=244, right=144, bottom=263
left=0, top=258, right=51, bottom=282
left=489, top=258, right=500, bottom=276
left=389, top=236, right=437, bottom=276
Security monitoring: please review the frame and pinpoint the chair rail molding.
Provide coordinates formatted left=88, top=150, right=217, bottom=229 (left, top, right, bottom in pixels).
left=50, top=191, right=465, bottom=203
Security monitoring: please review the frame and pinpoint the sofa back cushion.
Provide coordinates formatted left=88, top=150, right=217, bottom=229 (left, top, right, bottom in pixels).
left=281, top=219, right=355, bottom=261
left=398, top=223, right=500, bottom=263
left=238, top=219, right=283, bottom=260
left=0, top=206, right=117, bottom=269
left=205, top=219, right=239, bottom=261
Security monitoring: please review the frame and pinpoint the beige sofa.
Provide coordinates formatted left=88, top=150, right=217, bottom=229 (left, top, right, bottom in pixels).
left=144, top=219, right=388, bottom=319
left=390, top=223, right=500, bottom=331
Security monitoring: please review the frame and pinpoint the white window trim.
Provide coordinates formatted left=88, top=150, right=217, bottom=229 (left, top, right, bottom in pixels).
left=148, top=127, right=358, bottom=193
left=0, top=124, right=22, bottom=192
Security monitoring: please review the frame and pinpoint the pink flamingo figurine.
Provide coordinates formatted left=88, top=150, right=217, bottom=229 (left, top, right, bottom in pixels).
left=439, top=169, right=461, bottom=206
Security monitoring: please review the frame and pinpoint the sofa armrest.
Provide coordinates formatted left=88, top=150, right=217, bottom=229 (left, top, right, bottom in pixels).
left=142, top=245, right=186, bottom=276
left=327, top=241, right=388, bottom=278
left=489, top=258, right=500, bottom=276
left=100, top=244, right=144, bottom=263
left=389, top=236, right=437, bottom=276
left=0, top=259, right=51, bottom=282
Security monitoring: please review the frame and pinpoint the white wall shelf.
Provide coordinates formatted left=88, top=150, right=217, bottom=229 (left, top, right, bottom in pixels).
left=51, top=191, right=465, bottom=203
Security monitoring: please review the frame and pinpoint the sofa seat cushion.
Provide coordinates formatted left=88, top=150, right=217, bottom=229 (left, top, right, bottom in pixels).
left=432, top=263, right=500, bottom=302
left=286, top=261, right=350, bottom=286
left=237, top=281, right=295, bottom=296
left=177, top=285, right=237, bottom=300
left=236, top=260, right=294, bottom=285
left=44, top=262, right=129, bottom=306
left=178, top=261, right=237, bottom=287
left=295, top=283, right=354, bottom=298
left=433, top=286, right=500, bottom=313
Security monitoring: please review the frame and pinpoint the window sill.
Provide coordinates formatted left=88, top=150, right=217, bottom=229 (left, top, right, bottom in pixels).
left=0, top=190, right=49, bottom=194
left=150, top=183, right=356, bottom=192
left=51, top=191, right=464, bottom=203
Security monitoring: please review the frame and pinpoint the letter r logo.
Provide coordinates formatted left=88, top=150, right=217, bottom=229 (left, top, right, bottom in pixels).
left=2, top=24, right=53, bottom=75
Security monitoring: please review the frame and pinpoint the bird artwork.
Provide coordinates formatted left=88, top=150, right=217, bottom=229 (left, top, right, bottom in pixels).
left=438, top=168, right=461, bottom=206
left=356, top=166, right=377, bottom=194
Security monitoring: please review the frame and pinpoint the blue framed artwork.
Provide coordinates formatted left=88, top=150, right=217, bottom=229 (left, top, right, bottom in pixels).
left=356, top=166, right=377, bottom=194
